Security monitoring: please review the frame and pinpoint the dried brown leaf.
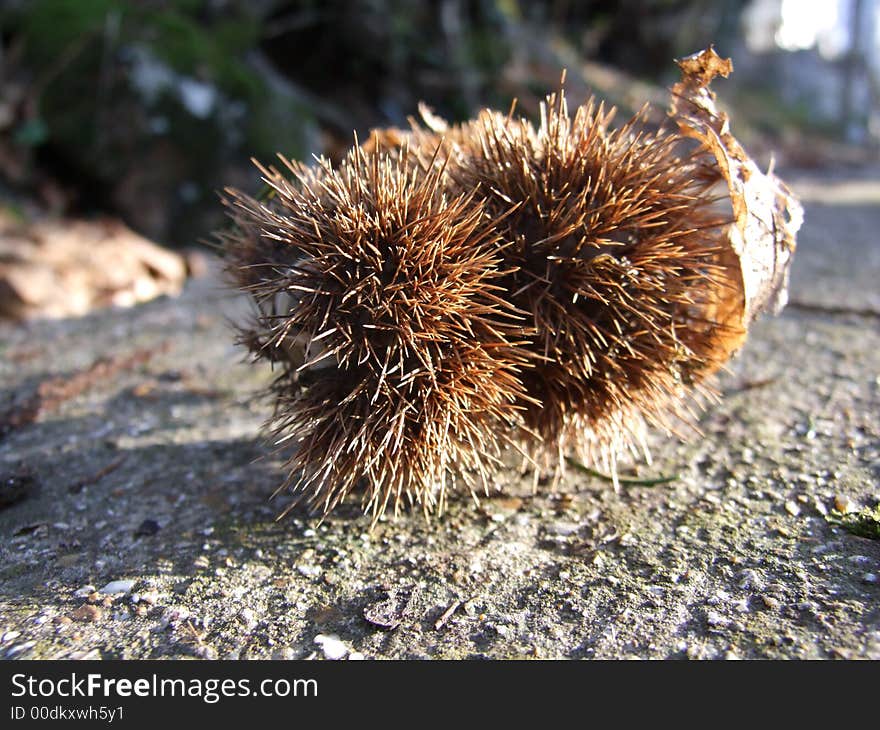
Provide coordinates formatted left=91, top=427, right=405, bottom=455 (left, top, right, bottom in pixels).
left=670, top=46, right=804, bottom=328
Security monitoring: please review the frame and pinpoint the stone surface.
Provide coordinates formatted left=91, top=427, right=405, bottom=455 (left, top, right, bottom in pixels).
left=0, top=169, right=878, bottom=659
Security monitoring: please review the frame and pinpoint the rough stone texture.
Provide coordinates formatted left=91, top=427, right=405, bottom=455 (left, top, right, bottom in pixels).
left=0, top=168, right=878, bottom=660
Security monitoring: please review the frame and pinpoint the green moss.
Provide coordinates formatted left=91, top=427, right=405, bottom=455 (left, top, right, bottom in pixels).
left=11, top=0, right=262, bottom=99
left=827, top=504, right=880, bottom=541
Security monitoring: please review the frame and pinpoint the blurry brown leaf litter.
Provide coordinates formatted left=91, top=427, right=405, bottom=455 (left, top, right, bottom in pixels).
left=0, top=215, right=188, bottom=321
left=222, top=47, right=803, bottom=523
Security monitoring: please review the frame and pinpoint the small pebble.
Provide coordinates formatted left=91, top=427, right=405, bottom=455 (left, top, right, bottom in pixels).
left=73, top=585, right=96, bottom=599
left=2, top=630, right=21, bottom=642
left=784, top=501, right=801, bottom=517
left=134, top=519, right=160, bottom=537
left=547, top=522, right=580, bottom=536
left=314, top=634, right=349, bottom=660
left=240, top=608, right=258, bottom=631
left=862, top=573, right=878, bottom=584
left=139, top=590, right=159, bottom=605
left=6, top=641, right=36, bottom=658
left=196, top=645, right=218, bottom=659
left=71, top=605, right=103, bottom=622
left=100, top=579, right=136, bottom=595
left=164, top=606, right=191, bottom=623
left=834, top=495, right=854, bottom=513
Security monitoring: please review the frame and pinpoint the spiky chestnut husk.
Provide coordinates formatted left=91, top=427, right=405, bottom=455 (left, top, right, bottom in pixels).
left=223, top=146, right=533, bottom=520
left=435, top=93, right=744, bottom=479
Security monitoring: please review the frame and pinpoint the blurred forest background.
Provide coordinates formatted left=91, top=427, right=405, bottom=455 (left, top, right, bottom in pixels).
left=0, top=0, right=878, bottom=250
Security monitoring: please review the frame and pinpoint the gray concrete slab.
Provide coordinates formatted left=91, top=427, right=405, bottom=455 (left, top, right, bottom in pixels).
left=1, top=173, right=878, bottom=659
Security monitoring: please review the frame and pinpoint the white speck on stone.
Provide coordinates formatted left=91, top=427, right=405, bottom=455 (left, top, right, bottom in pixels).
left=706, top=610, right=730, bottom=628
left=297, top=564, right=322, bottom=578
left=197, top=645, right=218, bottom=659
left=303, top=529, right=316, bottom=538
left=706, top=590, right=731, bottom=606
left=240, top=608, right=258, bottom=631
left=100, top=580, right=136, bottom=595
left=348, top=652, right=365, bottom=660
left=738, top=569, right=767, bottom=591
left=314, top=634, right=349, bottom=660
left=784, top=500, right=801, bottom=516
left=272, top=647, right=297, bottom=660
left=165, top=606, right=191, bottom=624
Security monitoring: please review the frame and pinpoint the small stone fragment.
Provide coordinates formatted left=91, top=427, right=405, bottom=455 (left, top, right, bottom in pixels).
left=71, top=605, right=103, bottom=622
left=314, top=634, right=349, bottom=660
left=99, top=580, right=136, bottom=595
left=834, top=495, right=854, bottom=513
left=134, top=519, right=160, bottom=537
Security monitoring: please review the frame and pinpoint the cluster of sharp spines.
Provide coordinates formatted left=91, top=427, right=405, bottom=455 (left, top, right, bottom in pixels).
left=224, top=88, right=742, bottom=520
